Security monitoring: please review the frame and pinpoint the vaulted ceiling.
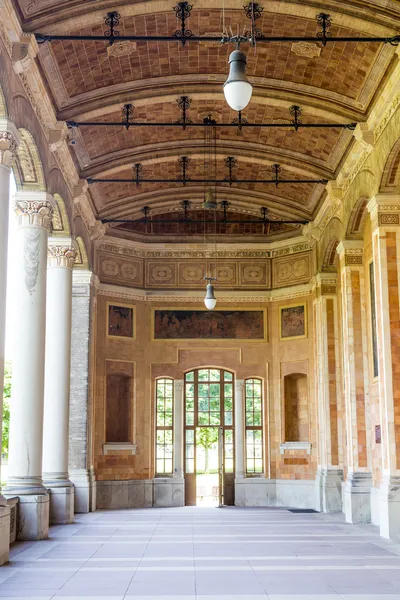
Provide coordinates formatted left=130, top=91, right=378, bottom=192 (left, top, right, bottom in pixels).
left=14, top=0, right=400, bottom=242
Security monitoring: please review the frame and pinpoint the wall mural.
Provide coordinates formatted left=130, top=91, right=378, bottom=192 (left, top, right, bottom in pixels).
left=108, top=304, right=134, bottom=338
left=280, top=304, right=306, bottom=339
left=154, top=310, right=265, bottom=340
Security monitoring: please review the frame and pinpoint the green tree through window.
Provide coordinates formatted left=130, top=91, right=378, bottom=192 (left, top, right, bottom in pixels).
left=155, top=378, right=174, bottom=475
left=245, top=378, right=263, bottom=474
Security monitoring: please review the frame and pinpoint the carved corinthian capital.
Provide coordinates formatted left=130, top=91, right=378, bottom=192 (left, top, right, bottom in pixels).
left=14, top=196, right=53, bottom=230
left=0, top=126, right=19, bottom=168
left=48, top=243, right=76, bottom=269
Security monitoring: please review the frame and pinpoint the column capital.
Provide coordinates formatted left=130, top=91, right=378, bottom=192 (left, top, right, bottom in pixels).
left=13, top=191, right=53, bottom=230
left=48, top=237, right=76, bottom=269
left=313, top=273, right=338, bottom=296
left=0, top=119, right=19, bottom=168
left=336, top=240, right=364, bottom=267
left=367, top=194, right=400, bottom=231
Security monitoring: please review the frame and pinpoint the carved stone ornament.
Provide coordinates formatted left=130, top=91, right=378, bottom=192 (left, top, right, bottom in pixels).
left=0, top=131, right=18, bottom=167
left=107, top=41, right=137, bottom=57
left=47, top=245, right=76, bottom=269
left=14, top=199, right=53, bottom=230
left=291, top=42, right=321, bottom=59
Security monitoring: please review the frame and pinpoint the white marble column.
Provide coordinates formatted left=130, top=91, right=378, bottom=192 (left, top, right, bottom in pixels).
left=337, top=241, right=372, bottom=524
left=235, top=380, right=245, bottom=480
left=4, top=192, right=52, bottom=540
left=0, top=121, right=18, bottom=564
left=314, top=274, right=343, bottom=513
left=367, top=195, right=400, bottom=539
left=173, top=380, right=184, bottom=479
left=43, top=239, right=76, bottom=524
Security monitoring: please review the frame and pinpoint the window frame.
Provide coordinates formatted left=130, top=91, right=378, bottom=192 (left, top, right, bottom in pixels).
left=155, top=377, right=174, bottom=477
left=244, top=378, right=264, bottom=477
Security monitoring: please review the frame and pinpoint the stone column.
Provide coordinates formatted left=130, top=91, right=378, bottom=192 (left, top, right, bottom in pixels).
left=367, top=195, right=400, bottom=539
left=0, top=120, right=18, bottom=564
left=42, top=239, right=76, bottom=524
left=235, top=380, right=245, bottom=480
left=173, top=380, right=184, bottom=479
left=5, top=192, right=52, bottom=540
left=314, top=274, right=343, bottom=512
left=68, top=270, right=97, bottom=513
left=337, top=241, right=372, bottom=523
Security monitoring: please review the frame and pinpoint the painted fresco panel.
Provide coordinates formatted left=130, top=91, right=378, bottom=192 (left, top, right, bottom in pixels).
left=154, top=310, right=265, bottom=340
left=280, top=304, right=306, bottom=339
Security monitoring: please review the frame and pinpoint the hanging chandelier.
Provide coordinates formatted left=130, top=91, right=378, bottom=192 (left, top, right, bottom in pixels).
left=223, top=48, right=253, bottom=112
left=202, top=116, right=218, bottom=310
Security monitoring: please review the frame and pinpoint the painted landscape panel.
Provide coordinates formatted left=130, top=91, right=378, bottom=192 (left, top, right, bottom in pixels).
left=154, top=310, right=265, bottom=339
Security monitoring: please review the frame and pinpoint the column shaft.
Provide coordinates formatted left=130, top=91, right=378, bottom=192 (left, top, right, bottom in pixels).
left=337, top=241, right=372, bottom=524
left=43, top=240, right=75, bottom=524
left=5, top=193, right=52, bottom=540
left=0, top=122, right=18, bottom=564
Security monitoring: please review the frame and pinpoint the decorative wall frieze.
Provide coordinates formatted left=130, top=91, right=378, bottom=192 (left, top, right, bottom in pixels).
left=47, top=237, right=76, bottom=269
left=367, top=194, right=400, bottom=230
left=13, top=191, right=53, bottom=230
left=0, top=120, right=19, bottom=167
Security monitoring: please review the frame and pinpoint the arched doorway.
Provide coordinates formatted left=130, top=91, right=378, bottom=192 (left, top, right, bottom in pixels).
left=184, top=368, right=235, bottom=506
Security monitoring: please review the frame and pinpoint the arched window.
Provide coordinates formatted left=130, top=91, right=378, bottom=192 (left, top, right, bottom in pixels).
left=245, top=378, right=263, bottom=475
left=156, top=378, right=174, bottom=475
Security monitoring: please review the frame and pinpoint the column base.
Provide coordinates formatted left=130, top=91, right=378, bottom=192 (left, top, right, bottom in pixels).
left=315, top=468, right=343, bottom=513
left=0, top=505, right=11, bottom=566
left=10, top=493, right=49, bottom=541
left=47, top=486, right=74, bottom=525
left=343, top=471, right=372, bottom=524
left=69, top=468, right=96, bottom=513
left=379, top=475, right=400, bottom=541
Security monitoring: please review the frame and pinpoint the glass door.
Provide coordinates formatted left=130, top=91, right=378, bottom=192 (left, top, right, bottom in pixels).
left=184, top=368, right=235, bottom=506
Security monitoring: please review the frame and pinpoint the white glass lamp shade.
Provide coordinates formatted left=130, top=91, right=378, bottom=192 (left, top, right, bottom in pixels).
left=204, top=283, right=217, bottom=310
left=223, top=50, right=253, bottom=112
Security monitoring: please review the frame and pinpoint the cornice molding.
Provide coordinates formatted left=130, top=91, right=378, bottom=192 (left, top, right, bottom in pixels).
left=97, top=282, right=313, bottom=303
left=96, top=236, right=313, bottom=259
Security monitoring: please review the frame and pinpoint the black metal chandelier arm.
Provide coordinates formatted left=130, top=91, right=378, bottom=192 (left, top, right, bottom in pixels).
left=67, top=120, right=359, bottom=130
left=87, top=177, right=328, bottom=184
left=34, top=32, right=400, bottom=45
left=101, top=217, right=309, bottom=224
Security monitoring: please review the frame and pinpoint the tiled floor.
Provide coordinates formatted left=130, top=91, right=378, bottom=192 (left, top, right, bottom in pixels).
left=1, top=507, right=400, bottom=599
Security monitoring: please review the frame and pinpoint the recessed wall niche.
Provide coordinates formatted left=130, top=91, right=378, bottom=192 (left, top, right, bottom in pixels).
left=281, top=360, right=309, bottom=444
left=105, top=360, right=135, bottom=443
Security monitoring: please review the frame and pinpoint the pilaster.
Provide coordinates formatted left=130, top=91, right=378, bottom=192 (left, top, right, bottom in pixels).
left=337, top=241, right=372, bottom=523
left=313, top=274, right=343, bottom=512
left=69, top=269, right=98, bottom=512
left=367, top=194, right=400, bottom=539
left=235, top=380, right=245, bottom=480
